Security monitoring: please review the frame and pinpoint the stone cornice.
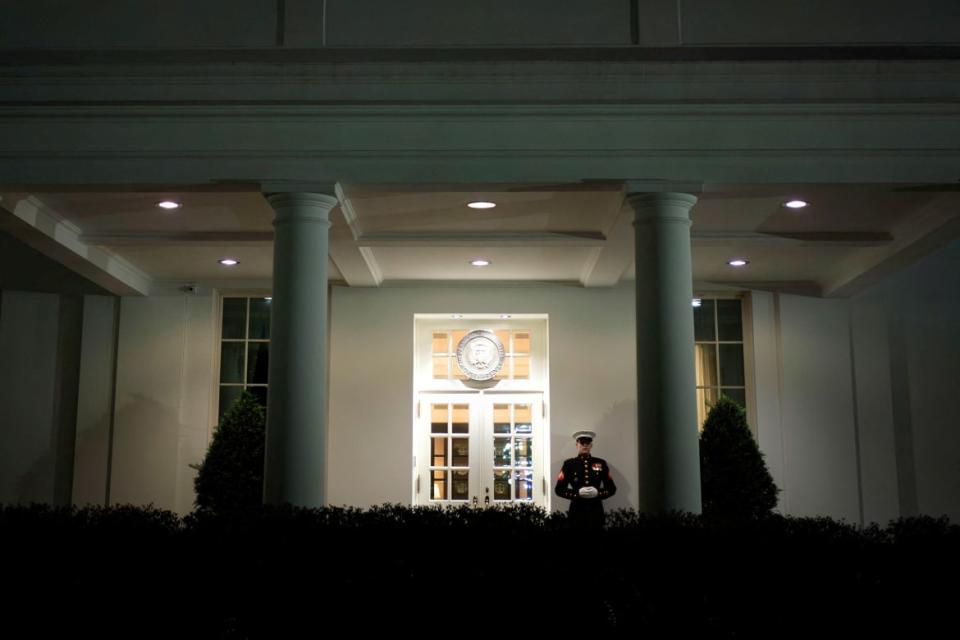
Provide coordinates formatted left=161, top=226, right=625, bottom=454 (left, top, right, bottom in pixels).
left=1, top=56, right=958, bottom=185
left=3, top=46, right=960, bottom=66
left=1, top=57, right=959, bottom=105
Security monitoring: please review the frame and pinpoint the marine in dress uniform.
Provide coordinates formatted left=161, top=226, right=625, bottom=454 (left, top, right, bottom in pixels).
left=554, top=430, right=617, bottom=529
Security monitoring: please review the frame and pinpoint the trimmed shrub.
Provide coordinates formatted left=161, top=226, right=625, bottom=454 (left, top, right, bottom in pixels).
left=699, top=395, right=779, bottom=519
left=193, top=390, right=266, bottom=513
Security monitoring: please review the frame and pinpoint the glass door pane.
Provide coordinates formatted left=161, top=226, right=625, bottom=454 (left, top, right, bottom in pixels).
left=420, top=395, right=481, bottom=505
left=482, top=395, right=543, bottom=507
left=418, top=393, right=544, bottom=508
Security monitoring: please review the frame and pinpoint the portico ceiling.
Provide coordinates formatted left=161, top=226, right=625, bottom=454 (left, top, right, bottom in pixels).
left=1, top=182, right=958, bottom=298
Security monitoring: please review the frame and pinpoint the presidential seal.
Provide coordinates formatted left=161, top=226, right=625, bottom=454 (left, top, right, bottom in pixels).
left=456, top=330, right=505, bottom=381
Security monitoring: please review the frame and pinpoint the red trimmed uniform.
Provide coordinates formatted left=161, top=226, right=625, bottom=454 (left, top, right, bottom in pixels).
left=554, top=454, right=617, bottom=528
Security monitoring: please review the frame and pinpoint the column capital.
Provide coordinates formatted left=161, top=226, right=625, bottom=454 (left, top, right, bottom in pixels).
left=625, top=191, right=699, bottom=212
left=266, top=192, right=339, bottom=226
left=626, top=192, right=698, bottom=226
left=265, top=191, right=339, bottom=211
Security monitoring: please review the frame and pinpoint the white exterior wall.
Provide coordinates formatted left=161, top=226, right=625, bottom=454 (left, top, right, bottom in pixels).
left=72, top=295, right=119, bottom=507
left=109, top=293, right=215, bottom=514
left=751, top=239, right=960, bottom=525
left=746, top=292, right=785, bottom=503
left=781, top=296, right=859, bottom=520
left=65, top=240, right=960, bottom=521
left=847, top=292, right=902, bottom=527
left=851, top=238, right=960, bottom=523
left=327, top=283, right=638, bottom=511
left=0, top=253, right=954, bottom=523
left=0, top=290, right=84, bottom=506
left=0, top=291, right=62, bottom=504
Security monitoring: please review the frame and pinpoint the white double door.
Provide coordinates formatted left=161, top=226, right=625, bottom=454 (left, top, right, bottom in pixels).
left=417, top=393, right=546, bottom=508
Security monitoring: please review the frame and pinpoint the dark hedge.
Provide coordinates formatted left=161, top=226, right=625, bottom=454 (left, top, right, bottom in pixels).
left=1, top=504, right=956, bottom=637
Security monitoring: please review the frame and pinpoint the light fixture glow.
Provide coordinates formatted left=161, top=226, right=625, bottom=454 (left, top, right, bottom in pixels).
left=727, top=259, right=749, bottom=267
left=692, top=298, right=702, bottom=307
left=157, top=200, right=181, bottom=210
left=451, top=314, right=463, bottom=319
left=219, top=258, right=239, bottom=266
left=784, top=199, right=808, bottom=209
left=500, top=314, right=511, bottom=319
left=470, top=259, right=491, bottom=267
left=264, top=297, right=272, bottom=301
left=467, top=201, right=497, bottom=210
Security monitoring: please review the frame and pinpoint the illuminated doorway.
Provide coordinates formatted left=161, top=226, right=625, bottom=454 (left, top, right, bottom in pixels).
left=413, top=315, right=550, bottom=508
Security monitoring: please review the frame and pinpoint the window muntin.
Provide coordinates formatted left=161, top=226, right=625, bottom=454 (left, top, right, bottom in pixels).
left=218, top=296, right=271, bottom=420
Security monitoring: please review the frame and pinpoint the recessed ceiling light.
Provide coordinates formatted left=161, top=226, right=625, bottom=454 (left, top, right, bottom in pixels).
left=727, top=259, right=749, bottom=267
left=157, top=200, right=181, bottom=210
left=692, top=298, right=702, bottom=307
left=784, top=199, right=808, bottom=209
left=451, top=314, right=463, bottom=319
left=219, top=258, right=239, bottom=266
left=500, top=314, right=511, bottom=319
left=467, top=201, right=496, bottom=210
left=470, top=259, right=491, bottom=267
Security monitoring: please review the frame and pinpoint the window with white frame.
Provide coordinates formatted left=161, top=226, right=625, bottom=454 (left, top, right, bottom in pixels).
left=693, top=297, right=747, bottom=431
left=430, top=329, right=532, bottom=381
left=217, top=296, right=271, bottom=420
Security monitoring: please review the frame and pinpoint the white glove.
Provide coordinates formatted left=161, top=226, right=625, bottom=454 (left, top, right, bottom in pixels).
left=578, top=486, right=599, bottom=499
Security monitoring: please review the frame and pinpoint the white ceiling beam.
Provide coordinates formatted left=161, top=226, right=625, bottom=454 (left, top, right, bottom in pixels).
left=0, top=193, right=153, bottom=296
left=82, top=231, right=273, bottom=245
left=330, top=184, right=382, bottom=287
left=691, top=231, right=893, bottom=247
left=700, top=280, right=823, bottom=297
left=336, top=183, right=364, bottom=241
left=328, top=229, right=383, bottom=287
left=357, top=231, right=606, bottom=248
left=580, top=208, right=633, bottom=287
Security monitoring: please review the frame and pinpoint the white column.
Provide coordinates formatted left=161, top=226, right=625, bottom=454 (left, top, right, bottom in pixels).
left=627, top=192, right=702, bottom=514
left=263, top=192, right=338, bottom=507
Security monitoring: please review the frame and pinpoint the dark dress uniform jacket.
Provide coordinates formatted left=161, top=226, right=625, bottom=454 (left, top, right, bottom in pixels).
left=554, top=454, right=617, bottom=528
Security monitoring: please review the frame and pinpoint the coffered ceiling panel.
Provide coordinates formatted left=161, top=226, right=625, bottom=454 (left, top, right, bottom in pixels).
left=371, top=246, right=597, bottom=282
